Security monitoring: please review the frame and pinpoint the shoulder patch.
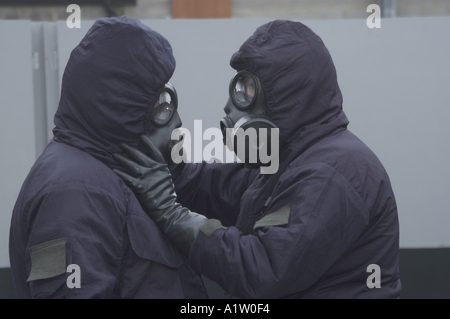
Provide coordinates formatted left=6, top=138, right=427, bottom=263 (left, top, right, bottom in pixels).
left=254, top=204, right=290, bottom=230
left=27, top=238, right=67, bottom=282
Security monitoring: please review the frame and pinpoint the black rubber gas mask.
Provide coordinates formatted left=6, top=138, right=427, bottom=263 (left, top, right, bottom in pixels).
left=143, top=82, right=182, bottom=164
left=220, top=71, right=278, bottom=169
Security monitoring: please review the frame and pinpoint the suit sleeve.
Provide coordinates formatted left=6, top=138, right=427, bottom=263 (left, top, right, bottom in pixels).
left=25, top=182, right=126, bottom=299
left=188, top=163, right=370, bottom=298
left=174, top=162, right=258, bottom=226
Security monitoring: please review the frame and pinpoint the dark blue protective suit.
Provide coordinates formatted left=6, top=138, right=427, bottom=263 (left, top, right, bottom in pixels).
left=9, top=17, right=207, bottom=299
left=174, top=20, right=402, bottom=298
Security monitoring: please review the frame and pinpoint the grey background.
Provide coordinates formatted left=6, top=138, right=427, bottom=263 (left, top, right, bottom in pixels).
left=1, top=17, right=450, bottom=269
left=0, top=20, right=36, bottom=269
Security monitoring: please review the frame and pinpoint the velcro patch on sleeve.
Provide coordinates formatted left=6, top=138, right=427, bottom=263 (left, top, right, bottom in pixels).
left=27, top=238, right=67, bottom=282
left=200, top=219, right=227, bottom=237
left=254, top=204, right=290, bottom=230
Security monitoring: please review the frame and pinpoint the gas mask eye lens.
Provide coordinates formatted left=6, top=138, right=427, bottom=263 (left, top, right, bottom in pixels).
left=151, top=83, right=178, bottom=126
left=152, top=102, right=173, bottom=125
left=231, top=72, right=258, bottom=110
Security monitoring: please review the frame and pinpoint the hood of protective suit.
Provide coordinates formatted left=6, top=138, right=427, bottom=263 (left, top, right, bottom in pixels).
left=53, top=16, right=175, bottom=169
left=230, top=20, right=348, bottom=150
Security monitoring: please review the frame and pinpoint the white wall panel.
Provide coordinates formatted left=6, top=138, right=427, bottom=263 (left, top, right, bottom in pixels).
left=0, top=20, right=35, bottom=268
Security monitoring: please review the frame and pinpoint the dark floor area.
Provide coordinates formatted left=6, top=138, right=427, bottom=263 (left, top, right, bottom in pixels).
left=2, top=248, right=449, bottom=299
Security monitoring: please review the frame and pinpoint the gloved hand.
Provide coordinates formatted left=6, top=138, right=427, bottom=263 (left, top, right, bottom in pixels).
left=113, top=135, right=208, bottom=256
left=167, top=133, right=187, bottom=179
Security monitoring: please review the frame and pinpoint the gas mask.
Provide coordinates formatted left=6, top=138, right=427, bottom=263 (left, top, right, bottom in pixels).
left=220, top=71, right=278, bottom=169
left=143, top=82, right=182, bottom=164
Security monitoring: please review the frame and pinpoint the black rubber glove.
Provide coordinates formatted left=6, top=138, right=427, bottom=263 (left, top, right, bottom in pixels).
left=169, top=160, right=186, bottom=180
left=113, top=135, right=208, bottom=256
left=167, top=134, right=187, bottom=180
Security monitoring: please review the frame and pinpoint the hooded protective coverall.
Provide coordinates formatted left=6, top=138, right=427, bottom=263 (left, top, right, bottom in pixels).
left=172, top=20, right=402, bottom=298
left=9, top=16, right=207, bottom=299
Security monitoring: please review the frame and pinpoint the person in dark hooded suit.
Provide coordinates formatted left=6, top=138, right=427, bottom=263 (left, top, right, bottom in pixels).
left=9, top=16, right=208, bottom=299
left=113, top=20, right=402, bottom=299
